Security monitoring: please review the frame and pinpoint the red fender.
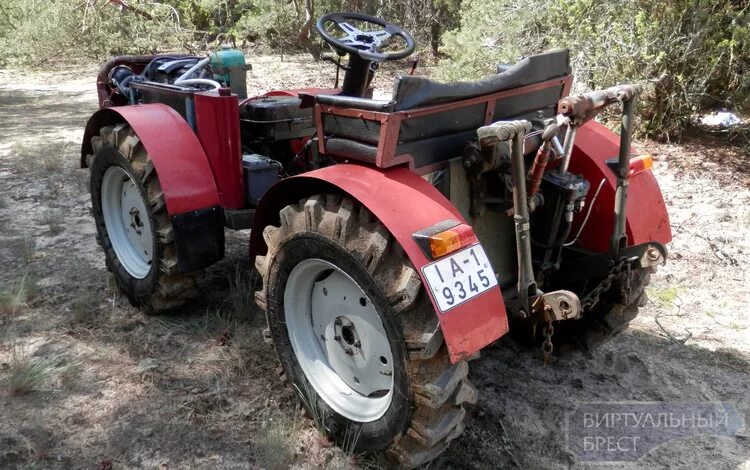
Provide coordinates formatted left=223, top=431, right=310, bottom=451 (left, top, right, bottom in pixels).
left=250, top=163, right=509, bottom=362
left=80, top=104, right=220, bottom=215
left=568, top=121, right=672, bottom=252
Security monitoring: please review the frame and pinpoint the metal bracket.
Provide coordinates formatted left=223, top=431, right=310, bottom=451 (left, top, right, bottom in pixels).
left=531, top=290, right=582, bottom=322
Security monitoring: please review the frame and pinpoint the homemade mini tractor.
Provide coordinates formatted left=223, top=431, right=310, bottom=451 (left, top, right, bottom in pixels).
left=80, top=12, right=671, bottom=468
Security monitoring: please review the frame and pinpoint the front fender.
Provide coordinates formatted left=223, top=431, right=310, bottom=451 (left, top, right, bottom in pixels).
left=251, top=163, right=509, bottom=362
left=81, top=104, right=220, bottom=215
left=81, top=104, right=224, bottom=272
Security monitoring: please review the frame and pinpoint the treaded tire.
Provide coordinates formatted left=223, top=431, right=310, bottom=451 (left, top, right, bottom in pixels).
left=89, top=123, right=201, bottom=313
left=510, top=267, right=653, bottom=352
left=255, top=194, right=476, bottom=469
left=575, top=268, right=652, bottom=348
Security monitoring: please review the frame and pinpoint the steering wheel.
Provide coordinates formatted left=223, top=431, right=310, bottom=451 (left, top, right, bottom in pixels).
left=316, top=12, right=416, bottom=62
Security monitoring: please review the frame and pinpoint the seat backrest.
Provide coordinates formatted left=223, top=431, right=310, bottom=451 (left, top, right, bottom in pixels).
left=319, top=49, right=571, bottom=170
left=392, top=49, right=570, bottom=111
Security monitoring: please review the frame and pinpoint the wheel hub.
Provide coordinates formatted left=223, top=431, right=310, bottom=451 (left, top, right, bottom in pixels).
left=101, top=166, right=154, bottom=279
left=129, top=207, right=144, bottom=235
left=284, top=258, right=395, bottom=422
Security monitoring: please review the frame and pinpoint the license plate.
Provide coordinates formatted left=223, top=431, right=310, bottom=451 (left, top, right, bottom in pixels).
left=422, top=244, right=498, bottom=313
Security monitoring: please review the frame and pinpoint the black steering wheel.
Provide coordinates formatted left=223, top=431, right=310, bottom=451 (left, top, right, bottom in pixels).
left=316, top=12, right=416, bottom=62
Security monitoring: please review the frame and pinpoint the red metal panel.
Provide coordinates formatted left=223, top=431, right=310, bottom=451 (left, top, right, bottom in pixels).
left=194, top=92, right=244, bottom=209
left=80, top=104, right=220, bottom=215
left=251, top=163, right=509, bottom=363
left=567, top=121, right=672, bottom=252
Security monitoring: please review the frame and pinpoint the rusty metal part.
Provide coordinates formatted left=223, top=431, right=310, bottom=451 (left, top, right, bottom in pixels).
left=580, top=257, right=633, bottom=311
left=531, top=290, right=583, bottom=322
left=526, top=122, right=560, bottom=197
left=527, top=145, right=550, bottom=196
left=542, top=320, right=554, bottom=363
left=477, top=120, right=533, bottom=148
left=558, top=84, right=641, bottom=123
left=557, top=84, right=641, bottom=126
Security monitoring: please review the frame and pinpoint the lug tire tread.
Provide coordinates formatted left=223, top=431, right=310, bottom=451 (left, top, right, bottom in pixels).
left=92, top=124, right=201, bottom=313
left=256, top=194, right=474, bottom=469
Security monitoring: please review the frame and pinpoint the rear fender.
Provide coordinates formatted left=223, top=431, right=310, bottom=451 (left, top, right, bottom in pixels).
left=568, top=121, right=672, bottom=252
left=81, top=104, right=224, bottom=272
left=251, top=163, right=509, bottom=362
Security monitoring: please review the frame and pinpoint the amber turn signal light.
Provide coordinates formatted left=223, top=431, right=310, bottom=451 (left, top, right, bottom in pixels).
left=428, top=224, right=477, bottom=258
left=629, top=154, right=653, bottom=176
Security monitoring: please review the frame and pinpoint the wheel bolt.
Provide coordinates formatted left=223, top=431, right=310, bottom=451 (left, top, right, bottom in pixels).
left=353, top=341, right=361, bottom=348
left=334, top=335, right=341, bottom=341
left=345, top=348, right=353, bottom=355
left=335, top=318, right=342, bottom=326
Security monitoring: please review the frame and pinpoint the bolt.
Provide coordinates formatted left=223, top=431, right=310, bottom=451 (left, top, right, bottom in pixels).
left=335, top=318, right=342, bottom=326
left=334, top=335, right=341, bottom=342
left=345, top=348, right=353, bottom=356
left=647, top=247, right=660, bottom=262
left=353, top=341, right=361, bottom=348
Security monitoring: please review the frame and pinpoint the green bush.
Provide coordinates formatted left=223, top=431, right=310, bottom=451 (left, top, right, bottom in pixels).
left=0, top=0, right=190, bottom=65
left=438, top=0, right=750, bottom=139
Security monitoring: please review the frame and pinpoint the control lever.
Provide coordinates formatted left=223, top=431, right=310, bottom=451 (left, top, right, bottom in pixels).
left=409, top=56, right=420, bottom=75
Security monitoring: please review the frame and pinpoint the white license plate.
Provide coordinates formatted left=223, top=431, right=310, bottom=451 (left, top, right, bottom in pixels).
left=422, top=244, right=498, bottom=312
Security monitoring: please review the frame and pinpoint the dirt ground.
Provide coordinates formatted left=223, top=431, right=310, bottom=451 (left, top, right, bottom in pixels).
left=0, top=54, right=748, bottom=469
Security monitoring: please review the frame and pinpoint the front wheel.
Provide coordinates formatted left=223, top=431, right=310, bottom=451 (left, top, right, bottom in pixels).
left=89, top=123, right=201, bottom=312
left=255, top=194, right=476, bottom=468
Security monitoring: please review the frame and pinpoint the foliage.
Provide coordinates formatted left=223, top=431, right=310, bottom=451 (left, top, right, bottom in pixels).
left=0, top=0, right=190, bottom=65
left=0, top=0, right=746, bottom=138
left=438, top=0, right=750, bottom=139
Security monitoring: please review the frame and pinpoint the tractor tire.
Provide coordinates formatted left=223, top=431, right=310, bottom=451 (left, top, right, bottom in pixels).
left=255, top=194, right=475, bottom=469
left=576, top=267, right=652, bottom=348
left=88, top=123, right=201, bottom=313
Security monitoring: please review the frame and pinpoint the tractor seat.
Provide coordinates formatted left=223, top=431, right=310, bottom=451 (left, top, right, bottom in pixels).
left=316, top=49, right=571, bottom=169
left=391, top=48, right=570, bottom=110
left=316, top=48, right=570, bottom=111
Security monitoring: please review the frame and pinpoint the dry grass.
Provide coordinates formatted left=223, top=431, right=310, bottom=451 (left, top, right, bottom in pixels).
left=41, top=142, right=68, bottom=173
left=3, top=348, right=62, bottom=396
left=228, top=265, right=255, bottom=321
left=40, top=208, right=65, bottom=235
left=10, top=237, right=37, bottom=265
left=69, top=289, right=101, bottom=325
left=255, top=417, right=295, bottom=470
left=0, top=273, right=37, bottom=315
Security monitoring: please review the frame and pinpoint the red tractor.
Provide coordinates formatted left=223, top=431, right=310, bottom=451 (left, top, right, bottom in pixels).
left=80, top=12, right=671, bottom=468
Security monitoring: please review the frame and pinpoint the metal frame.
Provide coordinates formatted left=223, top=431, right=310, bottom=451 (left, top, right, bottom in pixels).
left=314, top=76, right=573, bottom=171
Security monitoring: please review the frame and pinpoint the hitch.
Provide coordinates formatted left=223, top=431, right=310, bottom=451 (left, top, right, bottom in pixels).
left=557, top=84, right=642, bottom=258
left=477, top=120, right=536, bottom=317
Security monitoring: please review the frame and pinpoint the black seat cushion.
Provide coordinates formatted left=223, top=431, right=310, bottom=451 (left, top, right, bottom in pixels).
left=392, top=49, right=570, bottom=110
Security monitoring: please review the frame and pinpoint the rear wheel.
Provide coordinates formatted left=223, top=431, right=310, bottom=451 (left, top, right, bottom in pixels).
left=576, top=267, right=652, bottom=347
left=89, top=123, right=201, bottom=313
left=255, top=194, right=476, bottom=468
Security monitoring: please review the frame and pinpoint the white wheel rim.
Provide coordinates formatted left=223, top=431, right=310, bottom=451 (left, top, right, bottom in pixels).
left=101, top=166, right=154, bottom=279
left=285, top=259, right=394, bottom=422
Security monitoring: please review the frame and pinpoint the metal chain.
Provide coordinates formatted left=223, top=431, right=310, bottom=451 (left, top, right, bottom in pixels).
left=580, top=257, right=632, bottom=311
left=542, top=320, right=554, bottom=363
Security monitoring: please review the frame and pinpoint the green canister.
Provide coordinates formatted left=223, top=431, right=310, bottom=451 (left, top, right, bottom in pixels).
left=210, top=46, right=248, bottom=98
